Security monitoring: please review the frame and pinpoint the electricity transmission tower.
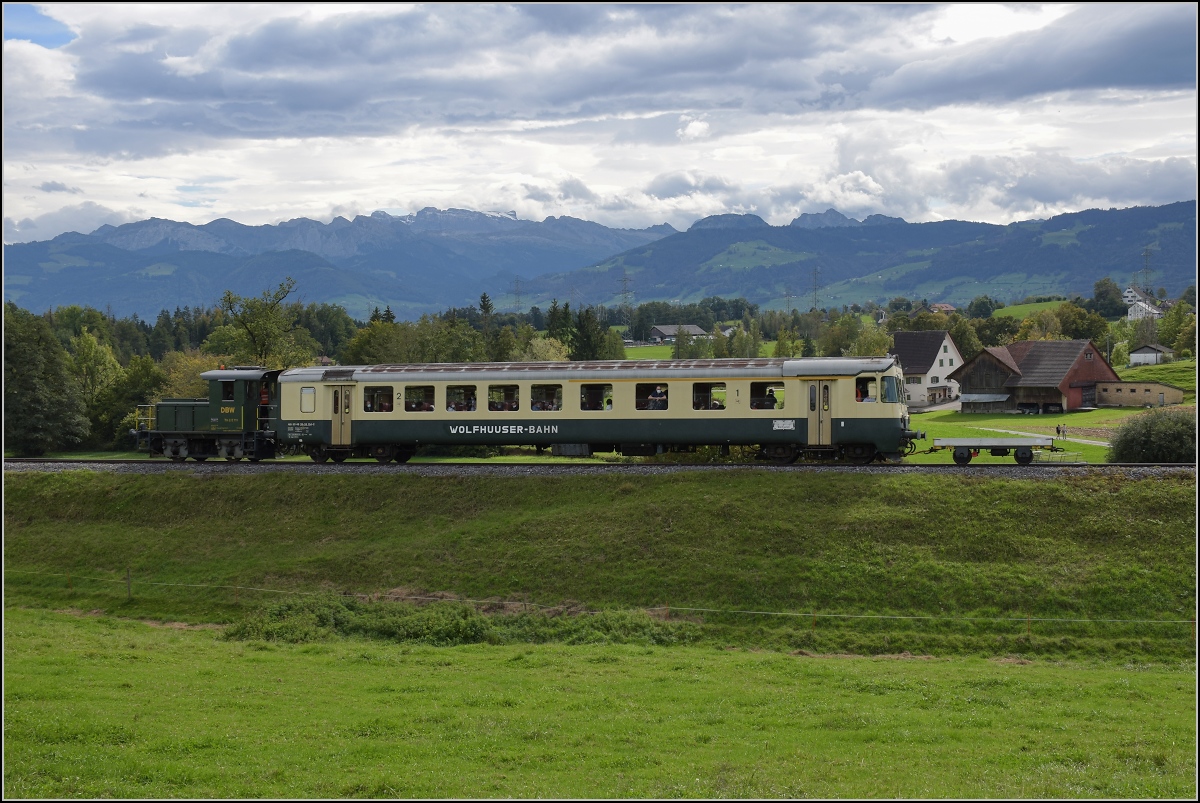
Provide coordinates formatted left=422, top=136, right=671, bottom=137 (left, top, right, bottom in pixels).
left=511, top=277, right=522, bottom=315
left=810, top=266, right=822, bottom=312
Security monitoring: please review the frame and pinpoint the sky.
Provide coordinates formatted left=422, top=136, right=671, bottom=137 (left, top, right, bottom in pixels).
left=2, top=2, right=1197, bottom=244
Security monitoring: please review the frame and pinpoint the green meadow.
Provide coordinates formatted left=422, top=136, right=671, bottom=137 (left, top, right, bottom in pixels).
left=4, top=607, right=1194, bottom=799
left=5, top=453, right=1196, bottom=797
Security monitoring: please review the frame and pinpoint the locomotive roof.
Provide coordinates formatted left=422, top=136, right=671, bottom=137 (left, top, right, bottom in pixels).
left=200, top=367, right=282, bottom=381
left=277, top=357, right=897, bottom=383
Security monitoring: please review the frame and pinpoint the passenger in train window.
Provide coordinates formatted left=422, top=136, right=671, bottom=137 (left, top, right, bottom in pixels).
left=648, top=385, right=667, bottom=410
left=765, top=388, right=778, bottom=409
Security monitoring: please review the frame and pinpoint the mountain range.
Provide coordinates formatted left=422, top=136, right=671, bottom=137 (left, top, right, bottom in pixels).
left=3, top=201, right=1195, bottom=320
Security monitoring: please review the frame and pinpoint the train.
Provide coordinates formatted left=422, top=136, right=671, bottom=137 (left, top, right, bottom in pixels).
left=135, top=357, right=925, bottom=464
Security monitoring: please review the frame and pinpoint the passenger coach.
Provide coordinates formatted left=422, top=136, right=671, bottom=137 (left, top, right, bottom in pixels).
left=275, top=357, right=921, bottom=464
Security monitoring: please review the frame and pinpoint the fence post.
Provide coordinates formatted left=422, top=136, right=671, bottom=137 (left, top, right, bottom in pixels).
left=126, top=567, right=131, bottom=600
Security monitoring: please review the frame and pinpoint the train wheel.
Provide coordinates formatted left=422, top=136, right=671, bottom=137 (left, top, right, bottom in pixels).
left=394, top=449, right=415, bottom=465
left=169, top=456, right=186, bottom=463
left=309, top=449, right=329, bottom=464
left=1014, top=447, right=1034, bottom=465
left=767, top=445, right=800, bottom=465
left=953, top=447, right=972, bottom=465
left=846, top=444, right=876, bottom=465
left=330, top=452, right=347, bottom=463
left=225, top=456, right=242, bottom=462
left=193, top=456, right=208, bottom=461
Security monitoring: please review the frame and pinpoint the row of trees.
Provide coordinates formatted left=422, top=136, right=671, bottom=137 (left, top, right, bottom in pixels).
left=7, top=277, right=1195, bottom=456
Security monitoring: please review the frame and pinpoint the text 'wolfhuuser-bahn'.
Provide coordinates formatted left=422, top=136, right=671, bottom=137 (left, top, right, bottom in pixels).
left=138, top=357, right=925, bottom=465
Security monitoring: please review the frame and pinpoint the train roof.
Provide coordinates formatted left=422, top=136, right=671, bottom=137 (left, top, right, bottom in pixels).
left=200, top=367, right=282, bottom=381
left=277, top=357, right=897, bottom=383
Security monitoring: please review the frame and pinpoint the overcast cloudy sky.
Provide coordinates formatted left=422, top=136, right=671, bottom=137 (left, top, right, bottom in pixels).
left=3, top=2, right=1196, bottom=243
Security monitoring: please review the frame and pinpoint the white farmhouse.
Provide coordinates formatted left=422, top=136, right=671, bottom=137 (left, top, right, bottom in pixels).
left=889, top=330, right=963, bottom=406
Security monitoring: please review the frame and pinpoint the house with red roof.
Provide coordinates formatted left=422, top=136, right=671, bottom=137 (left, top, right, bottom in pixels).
left=947, top=339, right=1119, bottom=413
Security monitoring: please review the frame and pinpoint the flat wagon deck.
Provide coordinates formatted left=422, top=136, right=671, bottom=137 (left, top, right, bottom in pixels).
left=928, top=437, right=1060, bottom=465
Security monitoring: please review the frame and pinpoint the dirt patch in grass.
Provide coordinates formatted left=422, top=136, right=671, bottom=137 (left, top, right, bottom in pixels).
left=790, top=649, right=936, bottom=660
left=52, top=607, right=221, bottom=630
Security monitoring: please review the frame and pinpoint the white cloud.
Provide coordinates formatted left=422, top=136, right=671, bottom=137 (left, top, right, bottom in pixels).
left=1, top=3, right=1194, bottom=241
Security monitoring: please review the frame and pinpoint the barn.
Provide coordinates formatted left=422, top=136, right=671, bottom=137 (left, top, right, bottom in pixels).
left=948, top=339, right=1120, bottom=413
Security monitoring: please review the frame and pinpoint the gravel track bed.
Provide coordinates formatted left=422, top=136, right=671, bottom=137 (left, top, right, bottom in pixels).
left=4, top=461, right=1192, bottom=481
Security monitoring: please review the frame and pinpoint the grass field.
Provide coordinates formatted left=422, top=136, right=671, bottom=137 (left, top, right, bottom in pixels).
left=4, top=607, right=1194, bottom=799
left=992, top=301, right=1063, bottom=320
left=5, top=468, right=1195, bottom=797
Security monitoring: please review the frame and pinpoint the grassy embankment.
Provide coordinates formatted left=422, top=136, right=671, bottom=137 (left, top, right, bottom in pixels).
left=5, top=470, right=1194, bottom=657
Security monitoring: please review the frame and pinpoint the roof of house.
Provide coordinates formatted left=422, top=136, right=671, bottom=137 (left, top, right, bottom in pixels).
left=1001, top=340, right=1100, bottom=387
left=649, top=324, right=709, bottom=337
left=890, top=330, right=949, bottom=374
left=1131, top=343, right=1175, bottom=354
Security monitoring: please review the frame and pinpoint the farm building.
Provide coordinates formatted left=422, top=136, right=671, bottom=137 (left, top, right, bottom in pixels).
left=1095, top=381, right=1185, bottom=407
left=1128, top=344, right=1175, bottom=366
left=889, top=330, right=962, bottom=406
left=648, top=325, right=709, bottom=343
left=948, top=339, right=1120, bottom=413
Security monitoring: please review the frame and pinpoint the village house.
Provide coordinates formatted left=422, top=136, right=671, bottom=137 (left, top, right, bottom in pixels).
left=648, top=324, right=709, bottom=344
left=889, top=330, right=963, bottom=406
left=948, top=339, right=1119, bottom=413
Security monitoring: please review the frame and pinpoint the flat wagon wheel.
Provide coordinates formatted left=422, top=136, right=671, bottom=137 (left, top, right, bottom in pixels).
left=1014, top=447, right=1034, bottom=466
left=952, top=446, right=972, bottom=465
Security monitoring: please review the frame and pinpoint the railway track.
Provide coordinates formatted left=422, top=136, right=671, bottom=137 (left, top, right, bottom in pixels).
left=3, top=457, right=1193, bottom=476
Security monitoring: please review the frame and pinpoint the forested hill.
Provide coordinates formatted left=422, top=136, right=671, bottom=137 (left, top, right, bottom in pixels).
left=521, top=201, right=1197, bottom=312
left=3, top=201, right=1194, bottom=319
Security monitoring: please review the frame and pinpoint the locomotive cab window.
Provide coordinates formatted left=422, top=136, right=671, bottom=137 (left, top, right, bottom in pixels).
left=405, top=385, right=435, bottom=412
left=693, top=382, right=726, bottom=410
left=364, top=386, right=394, bottom=413
left=300, top=386, right=316, bottom=414
left=636, top=383, right=668, bottom=411
left=488, top=384, right=520, bottom=412
left=222, top=381, right=235, bottom=401
left=531, top=384, right=562, bottom=411
left=446, top=385, right=476, bottom=412
left=855, top=377, right=877, bottom=402
left=580, top=383, right=612, bottom=411
left=880, top=375, right=901, bottom=403
left=750, top=382, right=783, bottom=410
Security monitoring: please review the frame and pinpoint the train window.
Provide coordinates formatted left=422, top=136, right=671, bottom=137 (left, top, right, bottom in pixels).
left=488, top=384, right=520, bottom=412
left=446, top=385, right=477, bottom=412
left=363, top=386, right=394, bottom=413
left=636, top=383, right=668, bottom=411
left=222, top=381, right=235, bottom=401
left=855, top=378, right=877, bottom=402
left=750, top=382, right=783, bottom=410
left=405, top=385, right=435, bottom=412
left=880, top=375, right=901, bottom=403
left=822, top=384, right=829, bottom=412
left=693, top=382, right=726, bottom=410
left=809, top=384, right=816, bottom=412
left=300, top=387, right=316, bottom=414
left=579, top=383, right=612, bottom=411
left=531, top=384, right=562, bottom=411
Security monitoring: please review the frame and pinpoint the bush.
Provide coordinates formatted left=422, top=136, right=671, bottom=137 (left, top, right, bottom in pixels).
left=1107, top=408, right=1197, bottom=463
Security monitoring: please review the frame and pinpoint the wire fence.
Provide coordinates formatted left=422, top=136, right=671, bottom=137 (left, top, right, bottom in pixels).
left=7, top=568, right=1195, bottom=639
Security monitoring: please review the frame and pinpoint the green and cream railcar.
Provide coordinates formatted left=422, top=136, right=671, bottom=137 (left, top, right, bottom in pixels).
left=275, top=357, right=921, bottom=463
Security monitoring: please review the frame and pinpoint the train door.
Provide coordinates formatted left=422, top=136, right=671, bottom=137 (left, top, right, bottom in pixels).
left=329, top=385, right=354, bottom=446
left=808, top=381, right=832, bottom=445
